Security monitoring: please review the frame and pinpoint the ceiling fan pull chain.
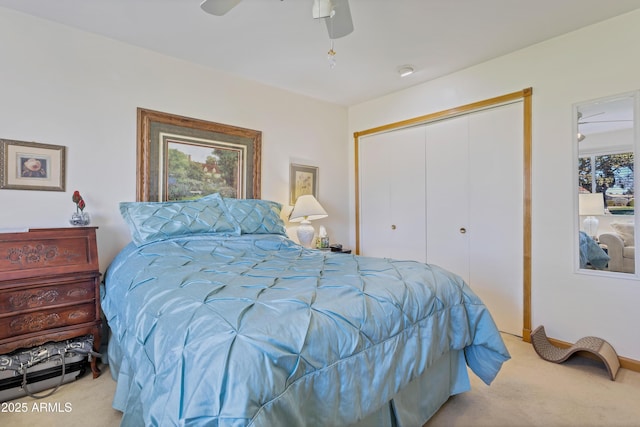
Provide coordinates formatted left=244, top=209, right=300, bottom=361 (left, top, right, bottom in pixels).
left=326, top=9, right=336, bottom=69
left=328, top=39, right=337, bottom=69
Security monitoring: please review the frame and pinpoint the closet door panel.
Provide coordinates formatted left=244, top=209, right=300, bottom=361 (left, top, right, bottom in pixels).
left=359, top=134, right=393, bottom=259
left=425, top=116, right=470, bottom=282
left=468, top=103, right=524, bottom=335
left=359, top=126, right=426, bottom=261
left=389, top=126, right=427, bottom=262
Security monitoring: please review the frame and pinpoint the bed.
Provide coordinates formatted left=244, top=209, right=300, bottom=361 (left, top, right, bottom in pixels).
left=102, top=194, right=510, bottom=426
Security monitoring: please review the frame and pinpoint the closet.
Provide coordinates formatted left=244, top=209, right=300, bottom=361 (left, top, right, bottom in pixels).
left=357, top=99, right=525, bottom=337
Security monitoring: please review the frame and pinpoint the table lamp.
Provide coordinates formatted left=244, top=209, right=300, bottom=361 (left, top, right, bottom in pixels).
left=579, top=192, right=604, bottom=239
left=289, top=195, right=328, bottom=248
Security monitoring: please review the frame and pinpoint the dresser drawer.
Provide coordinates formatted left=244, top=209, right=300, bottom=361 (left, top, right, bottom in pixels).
left=0, top=302, right=95, bottom=340
left=0, top=227, right=98, bottom=282
left=0, top=280, right=95, bottom=312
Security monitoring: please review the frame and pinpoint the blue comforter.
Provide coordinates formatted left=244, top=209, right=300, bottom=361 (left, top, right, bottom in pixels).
left=102, top=234, right=509, bottom=426
left=579, top=231, right=610, bottom=269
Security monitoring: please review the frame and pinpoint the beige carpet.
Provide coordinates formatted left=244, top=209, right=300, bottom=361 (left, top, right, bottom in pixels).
left=426, top=333, right=640, bottom=427
left=3, top=333, right=640, bottom=427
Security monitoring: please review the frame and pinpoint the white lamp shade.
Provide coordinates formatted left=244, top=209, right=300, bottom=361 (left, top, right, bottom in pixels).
left=579, top=193, right=604, bottom=216
left=289, top=195, right=328, bottom=223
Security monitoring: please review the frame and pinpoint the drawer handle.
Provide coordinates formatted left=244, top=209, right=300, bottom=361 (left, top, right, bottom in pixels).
left=67, top=288, right=89, bottom=298
left=459, top=227, right=467, bottom=234
left=391, top=224, right=397, bottom=230
left=68, top=310, right=90, bottom=320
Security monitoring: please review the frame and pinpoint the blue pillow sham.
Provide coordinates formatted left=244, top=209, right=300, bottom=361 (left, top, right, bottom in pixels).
left=120, top=193, right=241, bottom=246
left=222, top=198, right=287, bottom=236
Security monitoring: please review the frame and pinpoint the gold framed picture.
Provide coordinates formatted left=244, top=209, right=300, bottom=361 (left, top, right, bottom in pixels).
left=136, top=108, right=262, bottom=201
left=289, top=163, right=318, bottom=205
left=0, top=139, right=66, bottom=191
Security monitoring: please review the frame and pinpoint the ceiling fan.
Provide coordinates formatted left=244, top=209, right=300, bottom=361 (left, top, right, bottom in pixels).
left=577, top=111, right=633, bottom=125
left=200, top=0, right=354, bottom=39
left=577, top=111, right=633, bottom=142
left=578, top=111, right=604, bottom=124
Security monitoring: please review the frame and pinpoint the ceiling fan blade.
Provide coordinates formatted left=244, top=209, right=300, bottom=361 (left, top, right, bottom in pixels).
left=325, top=0, right=354, bottom=39
left=580, top=119, right=633, bottom=124
left=580, top=111, right=605, bottom=121
left=200, top=0, right=242, bottom=16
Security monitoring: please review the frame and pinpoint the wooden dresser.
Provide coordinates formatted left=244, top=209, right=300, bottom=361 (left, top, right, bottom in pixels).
left=0, top=227, right=102, bottom=378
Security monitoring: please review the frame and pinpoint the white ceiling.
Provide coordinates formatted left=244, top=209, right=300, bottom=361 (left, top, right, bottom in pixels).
left=2, top=0, right=640, bottom=106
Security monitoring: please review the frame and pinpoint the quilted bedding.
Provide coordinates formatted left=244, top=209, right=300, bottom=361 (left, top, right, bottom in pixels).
left=579, top=230, right=610, bottom=269
left=102, top=233, right=509, bottom=426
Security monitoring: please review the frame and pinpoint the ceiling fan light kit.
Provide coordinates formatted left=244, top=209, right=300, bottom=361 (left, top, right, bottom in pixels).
left=312, top=0, right=335, bottom=19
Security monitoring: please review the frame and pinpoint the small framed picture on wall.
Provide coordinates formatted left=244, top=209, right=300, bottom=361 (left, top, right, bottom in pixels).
left=0, top=139, right=66, bottom=191
left=289, top=163, right=318, bottom=205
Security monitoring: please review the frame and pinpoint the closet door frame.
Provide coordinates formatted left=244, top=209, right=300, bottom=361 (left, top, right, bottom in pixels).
left=354, top=88, right=533, bottom=342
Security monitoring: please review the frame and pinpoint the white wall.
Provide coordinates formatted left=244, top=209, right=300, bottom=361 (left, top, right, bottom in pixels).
left=0, top=8, right=349, bottom=271
left=348, top=10, right=640, bottom=360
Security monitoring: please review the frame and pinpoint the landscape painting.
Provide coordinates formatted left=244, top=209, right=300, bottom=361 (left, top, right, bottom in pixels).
left=136, top=108, right=261, bottom=202
left=164, top=138, right=244, bottom=201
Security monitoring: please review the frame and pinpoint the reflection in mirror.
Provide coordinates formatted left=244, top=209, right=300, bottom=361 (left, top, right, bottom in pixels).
left=577, top=92, right=637, bottom=274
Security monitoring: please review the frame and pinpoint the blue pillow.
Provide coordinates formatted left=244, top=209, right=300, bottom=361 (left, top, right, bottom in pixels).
left=120, top=193, right=241, bottom=246
left=223, top=198, right=287, bottom=235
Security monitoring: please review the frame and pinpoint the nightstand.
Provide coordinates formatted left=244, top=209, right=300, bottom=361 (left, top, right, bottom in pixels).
left=332, top=248, right=352, bottom=254
left=0, top=227, right=102, bottom=378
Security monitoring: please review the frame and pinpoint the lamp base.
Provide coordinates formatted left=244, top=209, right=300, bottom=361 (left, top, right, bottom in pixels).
left=583, top=215, right=599, bottom=239
left=296, top=220, right=316, bottom=248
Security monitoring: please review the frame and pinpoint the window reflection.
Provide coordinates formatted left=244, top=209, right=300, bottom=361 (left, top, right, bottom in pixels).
left=579, top=153, right=634, bottom=215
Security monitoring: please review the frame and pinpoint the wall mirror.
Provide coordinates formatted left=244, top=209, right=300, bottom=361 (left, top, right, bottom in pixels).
left=576, top=91, right=639, bottom=275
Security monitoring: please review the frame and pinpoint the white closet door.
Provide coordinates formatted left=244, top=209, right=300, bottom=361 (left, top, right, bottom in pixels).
left=468, top=103, right=524, bottom=336
left=359, top=126, right=427, bottom=262
left=425, top=116, right=471, bottom=282
left=359, top=134, right=392, bottom=259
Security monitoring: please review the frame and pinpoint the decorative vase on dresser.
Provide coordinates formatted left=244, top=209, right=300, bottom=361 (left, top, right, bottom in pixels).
left=0, top=227, right=102, bottom=378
